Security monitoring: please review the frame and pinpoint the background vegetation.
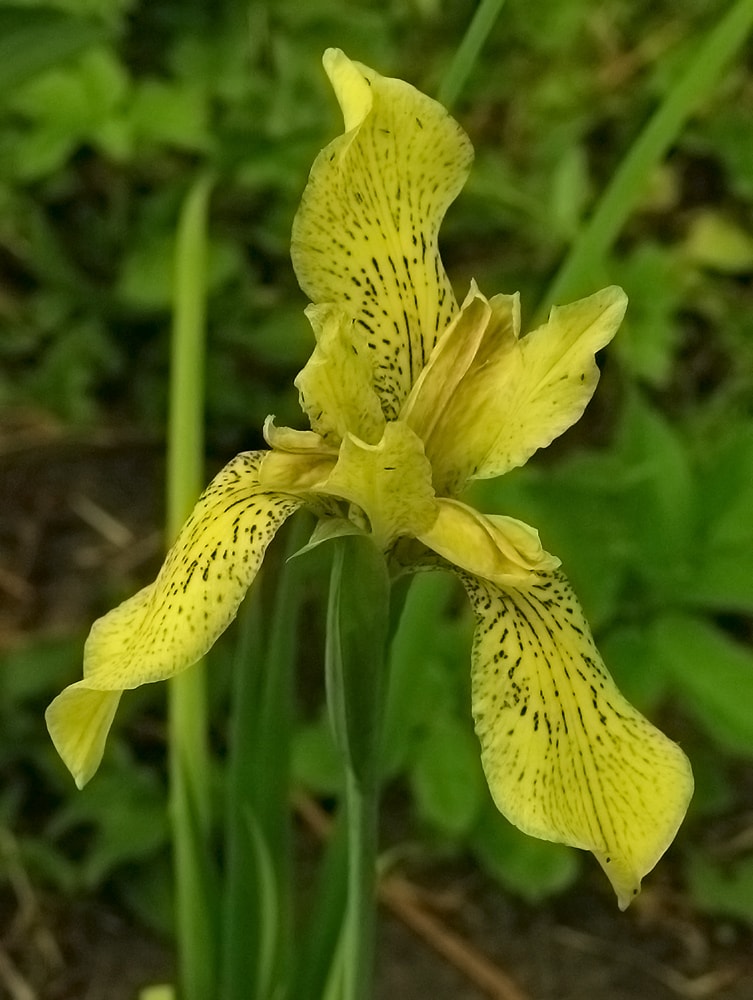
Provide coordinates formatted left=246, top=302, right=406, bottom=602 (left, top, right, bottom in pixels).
left=2, top=0, right=753, bottom=994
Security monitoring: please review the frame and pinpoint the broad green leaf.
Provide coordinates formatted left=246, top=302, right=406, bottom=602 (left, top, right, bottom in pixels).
left=411, top=714, right=485, bottom=838
left=612, top=393, right=695, bottom=582
left=689, top=854, right=753, bottom=924
left=653, top=614, right=753, bottom=756
left=683, top=548, right=753, bottom=614
left=0, top=6, right=107, bottom=96
left=382, top=573, right=455, bottom=777
left=698, top=422, right=753, bottom=549
left=599, top=625, right=670, bottom=711
left=616, top=243, right=684, bottom=385
left=472, top=801, right=579, bottom=902
left=293, top=714, right=343, bottom=795
left=48, top=761, right=169, bottom=888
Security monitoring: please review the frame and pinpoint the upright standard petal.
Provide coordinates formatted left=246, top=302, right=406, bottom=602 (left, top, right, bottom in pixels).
left=463, top=571, right=693, bottom=909
left=291, top=48, right=473, bottom=419
left=46, top=451, right=305, bottom=786
left=295, top=303, right=385, bottom=446
left=432, top=286, right=627, bottom=493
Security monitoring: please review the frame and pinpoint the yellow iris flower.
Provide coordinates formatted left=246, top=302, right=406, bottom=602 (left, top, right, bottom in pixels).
left=47, top=49, right=693, bottom=908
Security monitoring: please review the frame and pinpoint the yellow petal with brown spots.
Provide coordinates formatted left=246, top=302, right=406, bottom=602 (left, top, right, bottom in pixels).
left=45, top=451, right=305, bottom=785
left=79, top=451, right=303, bottom=691
left=462, top=571, right=693, bottom=909
left=433, top=286, right=627, bottom=493
left=291, top=48, right=473, bottom=420
left=295, top=303, right=385, bottom=446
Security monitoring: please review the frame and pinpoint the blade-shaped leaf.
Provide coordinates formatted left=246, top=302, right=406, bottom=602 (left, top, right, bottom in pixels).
left=0, top=6, right=108, bottom=96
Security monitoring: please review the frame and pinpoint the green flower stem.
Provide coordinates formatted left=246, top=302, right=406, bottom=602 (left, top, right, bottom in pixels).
left=341, top=764, right=379, bottom=1000
left=540, top=0, right=753, bottom=314
left=220, top=517, right=309, bottom=1000
left=437, top=0, right=507, bottom=109
left=166, top=172, right=217, bottom=1000
left=325, top=535, right=391, bottom=1000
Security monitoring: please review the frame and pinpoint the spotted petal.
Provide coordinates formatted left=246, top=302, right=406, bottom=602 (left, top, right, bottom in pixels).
left=46, top=450, right=304, bottom=786
left=463, top=571, right=693, bottom=908
left=292, top=48, right=473, bottom=420
left=295, top=303, right=385, bottom=446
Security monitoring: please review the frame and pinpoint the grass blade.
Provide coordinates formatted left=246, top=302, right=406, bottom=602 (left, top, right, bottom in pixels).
left=167, top=172, right=218, bottom=1000
left=540, top=0, right=753, bottom=313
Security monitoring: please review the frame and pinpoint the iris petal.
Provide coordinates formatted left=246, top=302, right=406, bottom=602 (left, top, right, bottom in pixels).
left=46, top=686, right=121, bottom=789
left=82, top=451, right=303, bottom=690
left=319, top=422, right=437, bottom=549
left=45, top=450, right=304, bottom=784
left=433, top=286, right=627, bottom=492
left=417, top=498, right=560, bottom=584
left=291, top=48, right=473, bottom=419
left=295, top=303, right=385, bottom=446
left=463, top=571, right=693, bottom=908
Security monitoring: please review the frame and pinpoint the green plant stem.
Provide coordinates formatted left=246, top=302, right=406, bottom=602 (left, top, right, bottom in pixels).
left=325, top=536, right=391, bottom=1000
left=341, top=764, right=379, bottom=1000
left=166, top=172, right=217, bottom=1000
left=220, top=517, right=309, bottom=1000
left=539, top=0, right=753, bottom=315
left=436, top=0, right=506, bottom=109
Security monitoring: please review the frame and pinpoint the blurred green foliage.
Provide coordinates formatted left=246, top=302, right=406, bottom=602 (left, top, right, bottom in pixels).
left=2, top=0, right=753, bottom=935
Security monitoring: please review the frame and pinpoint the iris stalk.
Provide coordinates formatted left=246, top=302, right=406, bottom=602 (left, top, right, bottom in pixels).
left=325, top=536, right=390, bottom=1000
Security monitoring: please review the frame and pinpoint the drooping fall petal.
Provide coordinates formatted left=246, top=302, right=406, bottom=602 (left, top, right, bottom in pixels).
left=46, top=451, right=305, bottom=785
left=432, top=286, right=627, bottom=493
left=462, top=571, right=693, bottom=909
left=291, top=47, right=473, bottom=420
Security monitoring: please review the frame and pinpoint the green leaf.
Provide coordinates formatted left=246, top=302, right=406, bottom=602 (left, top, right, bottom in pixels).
left=699, top=422, right=753, bottom=550
left=541, top=0, right=753, bottom=309
left=612, top=393, right=695, bottom=585
left=220, top=517, right=309, bottom=1000
left=616, top=243, right=684, bottom=385
left=688, top=854, right=753, bottom=924
left=599, top=625, right=670, bottom=711
left=293, top=714, right=344, bottom=795
left=382, top=573, right=455, bottom=777
left=325, top=535, right=390, bottom=786
left=48, top=760, right=170, bottom=888
left=129, top=78, right=211, bottom=152
left=652, top=613, right=753, bottom=756
left=683, top=547, right=753, bottom=613
left=0, top=6, right=108, bottom=96
left=411, top=714, right=485, bottom=838
left=1, top=637, right=83, bottom=704
left=472, top=802, right=579, bottom=902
